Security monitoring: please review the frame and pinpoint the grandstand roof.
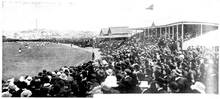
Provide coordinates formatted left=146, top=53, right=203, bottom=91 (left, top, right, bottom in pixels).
left=100, top=28, right=109, bottom=36
left=131, top=21, right=219, bottom=30
left=98, top=34, right=132, bottom=38
left=108, top=27, right=130, bottom=35
left=161, top=21, right=219, bottom=27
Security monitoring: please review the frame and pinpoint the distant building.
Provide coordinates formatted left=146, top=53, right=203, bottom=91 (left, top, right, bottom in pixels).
left=13, top=29, right=61, bottom=40
left=99, top=27, right=137, bottom=39
left=108, top=27, right=131, bottom=35
left=141, top=21, right=219, bottom=41
left=100, top=28, right=109, bottom=36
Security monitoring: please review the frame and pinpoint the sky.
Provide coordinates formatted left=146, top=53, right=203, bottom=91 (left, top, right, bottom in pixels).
left=1, top=0, right=220, bottom=34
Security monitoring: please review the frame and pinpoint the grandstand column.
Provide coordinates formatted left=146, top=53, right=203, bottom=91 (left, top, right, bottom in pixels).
left=146, top=29, right=148, bottom=39
left=148, top=28, right=150, bottom=39
left=152, top=28, right=154, bottom=38
left=168, top=26, right=170, bottom=39
left=156, top=28, right=158, bottom=38
left=165, top=27, right=167, bottom=39
left=171, top=26, right=173, bottom=39
left=176, top=25, right=179, bottom=40
left=172, top=26, right=175, bottom=40
left=181, top=23, right=184, bottom=43
left=157, top=28, right=159, bottom=38
left=153, top=28, right=155, bottom=38
left=160, top=27, right=162, bottom=38
left=150, top=28, right=152, bottom=38
left=169, top=26, right=171, bottom=39
left=200, top=24, right=203, bottom=35
left=146, top=28, right=148, bottom=39
left=148, top=28, right=150, bottom=38
left=166, top=27, right=169, bottom=39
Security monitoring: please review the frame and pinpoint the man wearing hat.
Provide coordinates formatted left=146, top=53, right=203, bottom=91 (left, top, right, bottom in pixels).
left=190, top=82, right=206, bottom=93
left=153, top=65, right=165, bottom=82
left=120, top=69, right=140, bottom=93
left=155, top=81, right=167, bottom=93
left=20, top=89, right=32, bottom=97
left=2, top=91, right=12, bottom=97
left=101, top=69, right=118, bottom=88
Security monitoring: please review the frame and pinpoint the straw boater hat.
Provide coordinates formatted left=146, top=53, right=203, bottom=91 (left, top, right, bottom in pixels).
left=92, top=61, right=100, bottom=67
left=56, top=72, right=62, bottom=76
left=2, top=91, right=12, bottom=97
left=124, top=69, right=132, bottom=74
left=190, top=82, right=206, bottom=94
left=19, top=76, right=26, bottom=82
left=20, top=89, right=32, bottom=97
left=106, top=69, right=113, bottom=76
left=25, top=76, right=32, bottom=86
left=172, top=69, right=182, bottom=77
left=179, top=54, right=185, bottom=59
left=59, top=73, right=68, bottom=80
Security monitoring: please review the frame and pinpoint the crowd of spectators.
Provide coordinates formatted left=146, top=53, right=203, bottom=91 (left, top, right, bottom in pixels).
left=2, top=33, right=219, bottom=97
left=96, top=36, right=218, bottom=94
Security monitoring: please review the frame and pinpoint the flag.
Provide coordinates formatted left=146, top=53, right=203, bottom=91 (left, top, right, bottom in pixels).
left=146, top=4, right=154, bottom=10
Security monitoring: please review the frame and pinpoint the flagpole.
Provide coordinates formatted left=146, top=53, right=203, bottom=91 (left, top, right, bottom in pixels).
left=146, top=4, right=154, bottom=41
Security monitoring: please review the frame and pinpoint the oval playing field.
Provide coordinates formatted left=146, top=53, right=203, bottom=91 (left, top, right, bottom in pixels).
left=2, top=42, right=92, bottom=80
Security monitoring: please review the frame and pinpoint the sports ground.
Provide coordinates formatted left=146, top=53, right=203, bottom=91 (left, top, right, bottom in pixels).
left=2, top=42, right=92, bottom=80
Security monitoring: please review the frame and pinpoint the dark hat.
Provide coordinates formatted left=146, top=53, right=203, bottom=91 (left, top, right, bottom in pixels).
left=43, top=69, right=47, bottom=73
left=169, top=81, right=179, bottom=91
left=91, top=73, right=97, bottom=78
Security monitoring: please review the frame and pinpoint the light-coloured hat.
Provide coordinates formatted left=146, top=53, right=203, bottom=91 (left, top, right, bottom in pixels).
left=190, top=82, right=206, bottom=94
left=19, top=76, right=25, bottom=82
left=20, top=89, right=32, bottom=97
left=93, top=61, right=100, bottom=67
left=51, top=71, right=56, bottom=75
left=172, top=69, right=182, bottom=76
left=179, top=54, right=185, bottom=59
left=59, top=73, right=68, bottom=80
left=57, top=72, right=62, bottom=76
left=8, top=84, right=18, bottom=91
left=102, top=60, right=108, bottom=65
left=2, top=91, right=12, bottom=97
left=25, top=76, right=32, bottom=85
left=88, top=85, right=103, bottom=94
left=106, top=69, right=113, bottom=76
left=7, top=78, right=15, bottom=84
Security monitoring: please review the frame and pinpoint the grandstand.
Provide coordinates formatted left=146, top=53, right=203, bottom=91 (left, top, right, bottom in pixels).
left=140, top=21, right=218, bottom=42
left=98, top=21, right=218, bottom=44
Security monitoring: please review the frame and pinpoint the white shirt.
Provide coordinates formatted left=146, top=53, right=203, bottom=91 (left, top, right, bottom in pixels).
left=102, top=75, right=118, bottom=88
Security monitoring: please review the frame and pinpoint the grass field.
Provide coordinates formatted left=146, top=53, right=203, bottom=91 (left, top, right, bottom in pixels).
left=2, top=42, right=92, bottom=80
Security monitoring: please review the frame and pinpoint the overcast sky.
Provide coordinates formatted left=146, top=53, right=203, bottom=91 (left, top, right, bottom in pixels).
left=1, top=0, right=220, bottom=33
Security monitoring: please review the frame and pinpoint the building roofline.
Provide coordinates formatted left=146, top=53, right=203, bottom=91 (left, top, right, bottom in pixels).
left=163, top=21, right=219, bottom=27
left=131, top=21, right=219, bottom=30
